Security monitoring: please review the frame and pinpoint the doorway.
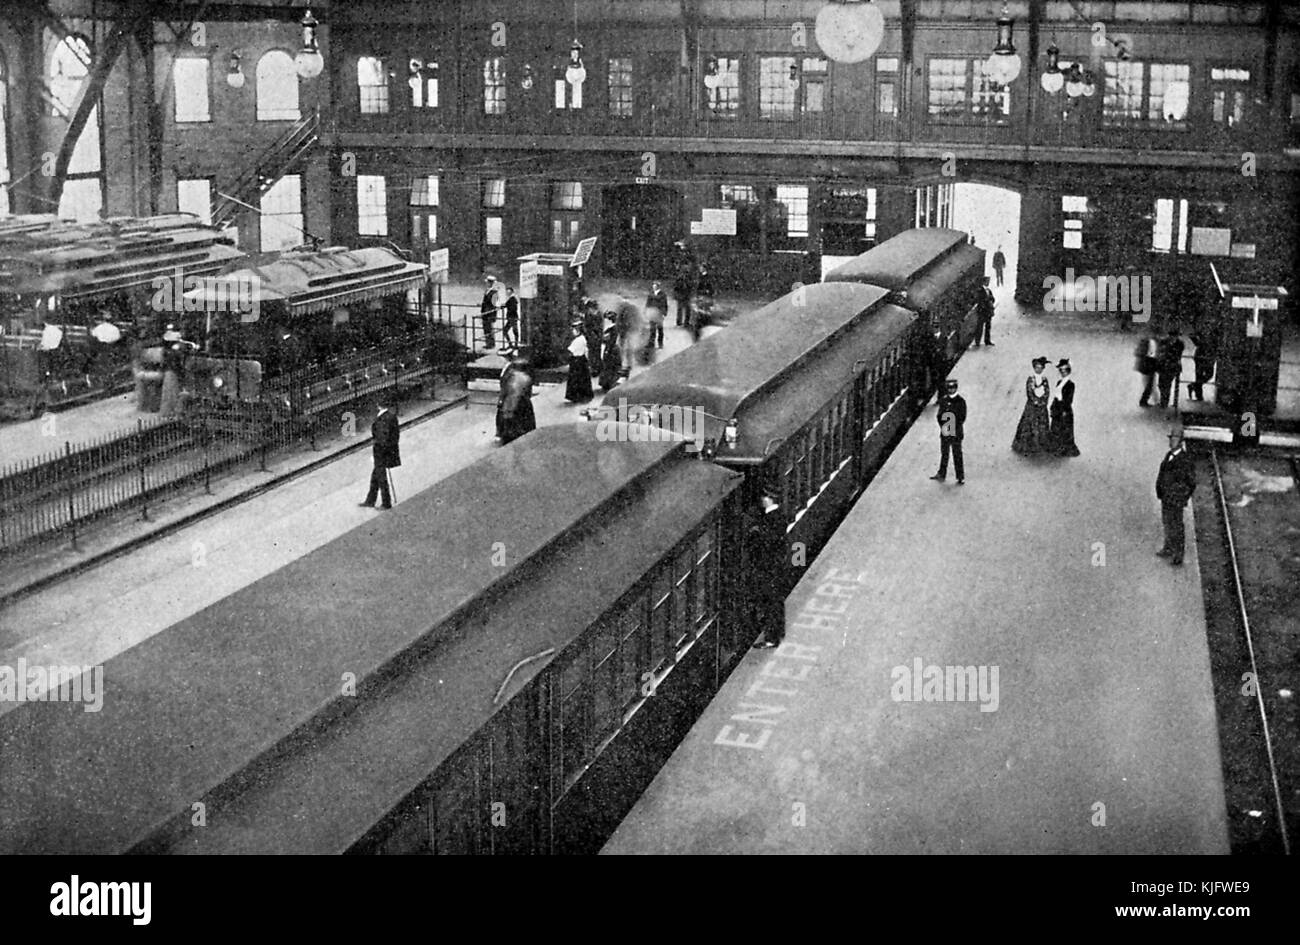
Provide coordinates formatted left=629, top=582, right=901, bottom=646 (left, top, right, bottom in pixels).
left=951, top=182, right=1022, bottom=295
left=601, top=184, right=684, bottom=280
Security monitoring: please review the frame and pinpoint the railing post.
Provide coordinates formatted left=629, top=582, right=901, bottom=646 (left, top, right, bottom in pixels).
left=203, top=413, right=212, bottom=495
left=139, top=418, right=149, bottom=522
left=64, top=441, right=77, bottom=551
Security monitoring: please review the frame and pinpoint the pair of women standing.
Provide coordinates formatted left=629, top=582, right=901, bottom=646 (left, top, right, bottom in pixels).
left=1011, top=357, right=1079, bottom=457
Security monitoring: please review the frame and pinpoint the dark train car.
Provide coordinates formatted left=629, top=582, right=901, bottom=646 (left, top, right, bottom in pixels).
left=0, top=425, right=743, bottom=855
left=179, top=246, right=431, bottom=417
left=0, top=214, right=244, bottom=418
left=824, top=227, right=986, bottom=374
left=600, top=281, right=922, bottom=589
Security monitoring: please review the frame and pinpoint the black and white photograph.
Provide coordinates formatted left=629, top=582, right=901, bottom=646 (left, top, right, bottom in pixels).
left=0, top=0, right=1295, bottom=907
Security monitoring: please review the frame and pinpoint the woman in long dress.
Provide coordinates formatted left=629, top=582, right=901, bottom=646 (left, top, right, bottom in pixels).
left=1049, top=359, right=1080, bottom=456
left=1011, top=357, right=1052, bottom=454
left=497, top=357, right=536, bottom=443
left=564, top=322, right=593, bottom=403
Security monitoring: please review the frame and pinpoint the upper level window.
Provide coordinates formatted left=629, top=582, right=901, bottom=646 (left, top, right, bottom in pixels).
left=877, top=57, right=899, bottom=117
left=1210, top=67, right=1249, bottom=127
left=173, top=58, right=210, bottom=122
left=802, top=58, right=828, bottom=114
left=484, top=58, right=506, bottom=114
left=608, top=57, right=633, bottom=118
left=256, top=51, right=299, bottom=121
left=409, top=59, right=438, bottom=108
left=551, top=181, right=583, bottom=211
left=357, top=175, right=388, bottom=236
left=49, top=35, right=100, bottom=177
left=775, top=185, right=809, bottom=238
left=927, top=58, right=1009, bottom=120
left=704, top=57, right=740, bottom=118
left=1148, top=63, right=1189, bottom=124
left=1104, top=61, right=1189, bottom=127
left=410, top=175, right=439, bottom=207
left=482, top=178, right=506, bottom=208
left=358, top=56, right=389, bottom=114
left=760, top=56, right=798, bottom=120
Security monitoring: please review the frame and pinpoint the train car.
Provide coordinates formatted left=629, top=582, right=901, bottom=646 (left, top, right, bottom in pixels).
left=599, top=281, right=923, bottom=592
left=179, top=246, right=432, bottom=419
left=0, top=214, right=244, bottom=418
left=0, top=424, right=749, bottom=855
left=824, top=226, right=987, bottom=379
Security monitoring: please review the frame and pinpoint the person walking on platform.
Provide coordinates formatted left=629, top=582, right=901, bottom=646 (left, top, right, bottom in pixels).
left=360, top=397, right=401, bottom=510
left=672, top=241, right=697, bottom=327
left=930, top=378, right=967, bottom=484
left=599, top=313, right=622, bottom=391
left=973, top=276, right=995, bottom=347
left=748, top=494, right=788, bottom=649
left=992, top=246, right=1006, bottom=287
left=1187, top=330, right=1216, bottom=402
left=644, top=281, right=667, bottom=351
left=1048, top=359, right=1080, bottom=457
left=501, top=286, right=520, bottom=352
left=616, top=299, right=642, bottom=379
left=1012, top=357, right=1052, bottom=454
left=1155, top=427, right=1196, bottom=566
left=496, top=357, right=536, bottom=444
left=581, top=298, right=604, bottom=369
left=565, top=320, right=594, bottom=403
left=1156, top=328, right=1185, bottom=409
left=480, top=277, right=500, bottom=351
left=1135, top=332, right=1158, bottom=406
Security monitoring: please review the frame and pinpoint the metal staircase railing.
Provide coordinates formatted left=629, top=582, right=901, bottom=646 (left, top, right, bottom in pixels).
left=211, top=106, right=320, bottom=228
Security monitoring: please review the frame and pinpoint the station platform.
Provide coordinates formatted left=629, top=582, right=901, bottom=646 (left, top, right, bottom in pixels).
left=0, top=390, right=155, bottom=468
left=603, top=290, right=1232, bottom=854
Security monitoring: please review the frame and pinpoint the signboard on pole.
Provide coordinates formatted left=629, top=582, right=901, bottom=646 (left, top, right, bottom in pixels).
left=537, top=264, right=565, bottom=276
left=518, top=258, right=539, bottom=299
left=427, top=248, right=450, bottom=285
left=570, top=236, right=598, bottom=269
left=700, top=208, right=737, bottom=235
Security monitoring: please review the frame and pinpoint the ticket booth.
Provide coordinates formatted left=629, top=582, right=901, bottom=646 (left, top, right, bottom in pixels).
left=1212, top=265, right=1287, bottom=420
left=517, top=239, right=593, bottom=369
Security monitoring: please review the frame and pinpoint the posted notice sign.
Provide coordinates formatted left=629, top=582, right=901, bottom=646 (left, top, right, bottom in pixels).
left=428, top=248, right=450, bottom=285
left=571, top=237, right=598, bottom=268
left=518, top=259, right=539, bottom=299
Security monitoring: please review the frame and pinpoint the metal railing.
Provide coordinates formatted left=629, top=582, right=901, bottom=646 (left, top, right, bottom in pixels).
left=0, top=334, right=464, bottom=556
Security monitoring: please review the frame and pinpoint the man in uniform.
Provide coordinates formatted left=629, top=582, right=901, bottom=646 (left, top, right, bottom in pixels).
left=360, top=397, right=401, bottom=510
left=930, top=378, right=967, bottom=485
left=1155, top=426, right=1196, bottom=566
left=749, top=494, right=788, bottom=649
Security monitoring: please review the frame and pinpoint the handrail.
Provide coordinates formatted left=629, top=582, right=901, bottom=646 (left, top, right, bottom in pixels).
left=212, top=107, right=321, bottom=227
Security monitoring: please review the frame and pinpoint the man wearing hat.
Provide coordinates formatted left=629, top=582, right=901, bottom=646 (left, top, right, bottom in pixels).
left=748, top=493, right=788, bottom=649
left=1155, top=426, right=1196, bottom=565
left=1049, top=358, right=1080, bottom=456
left=479, top=276, right=499, bottom=350
left=973, top=276, right=995, bottom=347
left=360, top=396, right=401, bottom=510
left=930, top=377, right=967, bottom=484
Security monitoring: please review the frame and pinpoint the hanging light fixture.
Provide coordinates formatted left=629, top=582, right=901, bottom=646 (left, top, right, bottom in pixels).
left=1064, top=62, right=1086, bottom=98
left=565, top=40, right=586, bottom=86
left=786, top=61, right=801, bottom=92
left=520, top=63, right=534, bottom=90
left=1081, top=69, right=1096, bottom=97
left=984, top=3, right=1022, bottom=86
left=226, top=50, right=245, bottom=89
left=295, top=9, right=324, bottom=79
left=1039, top=42, right=1062, bottom=94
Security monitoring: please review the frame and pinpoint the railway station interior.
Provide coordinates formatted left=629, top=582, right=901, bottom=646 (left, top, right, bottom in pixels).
left=0, top=0, right=1297, bottom=868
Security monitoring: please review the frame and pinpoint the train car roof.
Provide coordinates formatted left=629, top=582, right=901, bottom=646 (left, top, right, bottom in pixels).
left=603, top=282, right=909, bottom=461
left=823, top=228, right=972, bottom=290
left=896, top=241, right=986, bottom=312
left=163, top=433, right=740, bottom=853
left=0, top=425, right=738, bottom=854
left=182, top=246, right=427, bottom=317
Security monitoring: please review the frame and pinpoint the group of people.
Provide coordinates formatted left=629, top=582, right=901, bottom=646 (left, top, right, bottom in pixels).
left=564, top=285, right=672, bottom=404
left=1010, top=356, right=1080, bottom=457
left=479, top=276, right=520, bottom=352
left=1134, top=326, right=1215, bottom=407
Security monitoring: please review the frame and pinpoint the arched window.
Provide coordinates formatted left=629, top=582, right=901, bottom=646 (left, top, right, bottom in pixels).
left=256, top=50, right=300, bottom=121
left=49, top=34, right=101, bottom=221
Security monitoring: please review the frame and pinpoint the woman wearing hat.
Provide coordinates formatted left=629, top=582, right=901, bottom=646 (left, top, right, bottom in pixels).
left=1049, top=359, right=1080, bottom=457
left=1011, top=356, right=1052, bottom=454
left=564, top=320, right=594, bottom=403
left=496, top=356, right=536, bottom=444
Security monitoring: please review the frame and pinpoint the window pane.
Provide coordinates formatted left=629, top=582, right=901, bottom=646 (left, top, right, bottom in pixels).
left=705, top=56, right=740, bottom=117
left=760, top=56, right=797, bottom=120
left=358, top=56, right=390, bottom=114
left=485, top=216, right=503, bottom=245
left=409, top=59, right=438, bottom=108
left=410, top=174, right=439, bottom=207
left=775, top=185, right=809, bottom=238
left=173, top=58, right=210, bottom=122
left=357, top=175, right=388, bottom=236
left=259, top=174, right=303, bottom=251
left=1103, top=60, right=1143, bottom=123
left=1149, top=63, right=1189, bottom=124
left=608, top=57, right=633, bottom=118
left=483, top=178, right=505, bottom=208
left=551, top=181, right=583, bottom=210
left=927, top=59, right=967, bottom=116
left=58, top=178, right=101, bottom=223
left=177, top=179, right=211, bottom=223
left=484, top=57, right=506, bottom=114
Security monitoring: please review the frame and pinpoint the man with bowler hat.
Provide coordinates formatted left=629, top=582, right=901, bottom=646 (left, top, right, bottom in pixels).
left=1155, top=426, right=1196, bottom=566
left=360, top=397, right=401, bottom=510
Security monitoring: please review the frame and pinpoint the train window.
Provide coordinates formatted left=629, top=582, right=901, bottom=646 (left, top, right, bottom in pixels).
left=672, top=544, right=694, bottom=649
left=617, top=603, right=643, bottom=713
left=592, top=650, right=619, bottom=745
left=649, top=567, right=672, bottom=673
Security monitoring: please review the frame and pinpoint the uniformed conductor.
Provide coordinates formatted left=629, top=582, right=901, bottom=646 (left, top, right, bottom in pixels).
left=930, top=378, right=967, bottom=485
left=1155, top=427, right=1195, bottom=565
left=360, top=397, right=401, bottom=510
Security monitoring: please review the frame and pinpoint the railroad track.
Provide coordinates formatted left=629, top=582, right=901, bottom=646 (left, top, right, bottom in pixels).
left=1203, top=443, right=1297, bottom=855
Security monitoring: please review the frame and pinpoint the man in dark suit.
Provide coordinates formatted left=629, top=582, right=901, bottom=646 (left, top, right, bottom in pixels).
left=644, top=281, right=668, bottom=349
left=360, top=398, right=401, bottom=509
left=930, top=378, right=967, bottom=484
left=1155, top=427, right=1196, bottom=565
left=1156, top=328, right=1185, bottom=408
left=973, top=276, right=995, bottom=346
left=749, top=494, right=788, bottom=649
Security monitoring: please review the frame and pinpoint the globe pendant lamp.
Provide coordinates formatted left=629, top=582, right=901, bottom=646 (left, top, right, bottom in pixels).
left=565, top=40, right=586, bottom=86
left=1081, top=70, right=1096, bottom=97
left=295, top=9, right=324, bottom=79
left=985, top=3, right=1021, bottom=86
left=226, top=51, right=245, bottom=89
left=1064, top=63, right=1085, bottom=98
left=815, top=1, right=886, bottom=64
left=1040, top=42, right=1063, bottom=94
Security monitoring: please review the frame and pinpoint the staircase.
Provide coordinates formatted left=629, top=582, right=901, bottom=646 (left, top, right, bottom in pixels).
left=211, top=107, right=320, bottom=229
